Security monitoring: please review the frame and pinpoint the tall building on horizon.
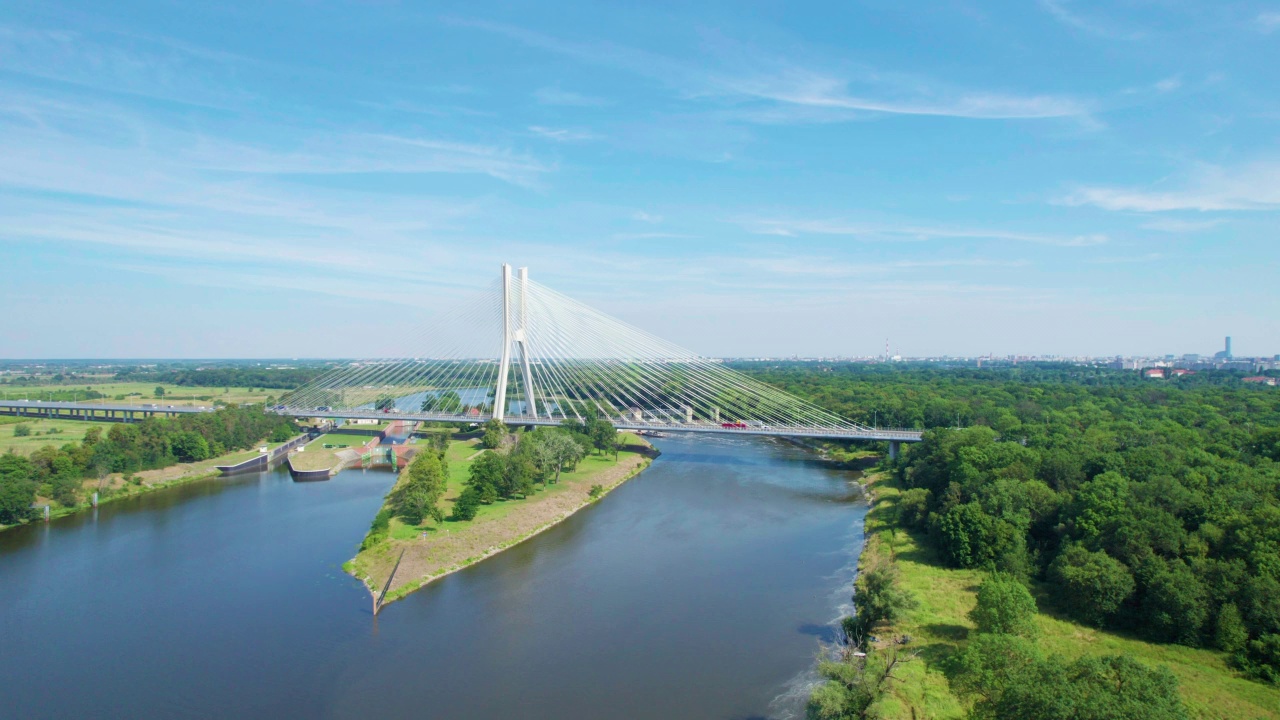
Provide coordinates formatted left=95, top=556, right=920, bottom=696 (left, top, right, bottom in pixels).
left=1215, top=336, right=1234, bottom=361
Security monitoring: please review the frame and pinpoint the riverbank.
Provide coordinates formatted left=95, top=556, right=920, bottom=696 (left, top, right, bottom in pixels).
left=0, top=437, right=300, bottom=532
left=347, top=432, right=655, bottom=606
left=856, top=472, right=1280, bottom=720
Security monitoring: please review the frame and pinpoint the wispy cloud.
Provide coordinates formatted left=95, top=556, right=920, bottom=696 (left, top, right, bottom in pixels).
left=1064, top=160, right=1280, bottom=211
left=1258, top=12, right=1280, bottom=33
left=1140, top=218, right=1225, bottom=233
left=528, top=125, right=598, bottom=142
left=736, top=255, right=1032, bottom=277
left=1154, top=75, right=1182, bottom=93
left=533, top=86, right=608, bottom=106
left=632, top=211, right=663, bottom=223
left=610, top=232, right=692, bottom=241
left=1086, top=253, right=1163, bottom=264
left=453, top=18, right=1091, bottom=122
left=1038, top=0, right=1147, bottom=40
left=740, top=218, right=1107, bottom=247
left=718, top=68, right=1091, bottom=120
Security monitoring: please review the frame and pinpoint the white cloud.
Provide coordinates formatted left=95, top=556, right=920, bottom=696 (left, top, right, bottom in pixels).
left=740, top=218, right=1107, bottom=247
left=1140, top=218, right=1225, bottom=233
left=455, top=18, right=1091, bottom=122
left=1065, top=160, right=1280, bottom=211
left=533, top=86, right=608, bottom=106
left=1154, top=75, right=1182, bottom=93
left=1258, top=12, right=1280, bottom=33
left=632, top=211, right=663, bottom=223
left=1038, top=0, right=1147, bottom=40
left=528, top=125, right=598, bottom=142
left=1086, top=253, right=1164, bottom=264
left=719, top=68, right=1090, bottom=120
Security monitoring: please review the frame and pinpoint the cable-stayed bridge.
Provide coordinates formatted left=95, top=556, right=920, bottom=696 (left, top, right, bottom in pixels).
left=278, top=265, right=923, bottom=451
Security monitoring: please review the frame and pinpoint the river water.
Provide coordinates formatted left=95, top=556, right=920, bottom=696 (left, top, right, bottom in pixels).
left=0, top=433, right=866, bottom=719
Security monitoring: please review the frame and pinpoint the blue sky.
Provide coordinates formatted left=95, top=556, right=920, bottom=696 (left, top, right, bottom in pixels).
left=1, top=1, right=1278, bottom=359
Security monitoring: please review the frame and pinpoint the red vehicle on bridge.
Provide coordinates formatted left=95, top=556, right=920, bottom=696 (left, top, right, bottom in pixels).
left=721, top=422, right=748, bottom=429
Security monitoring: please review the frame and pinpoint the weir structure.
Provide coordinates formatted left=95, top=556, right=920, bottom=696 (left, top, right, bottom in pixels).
left=279, top=264, right=922, bottom=446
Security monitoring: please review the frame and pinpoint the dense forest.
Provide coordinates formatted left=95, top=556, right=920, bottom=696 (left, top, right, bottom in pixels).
left=113, top=366, right=324, bottom=389
left=0, top=407, right=297, bottom=524
left=741, top=363, right=1280, bottom=687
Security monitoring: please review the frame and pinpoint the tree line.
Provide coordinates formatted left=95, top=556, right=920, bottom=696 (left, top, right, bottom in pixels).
left=382, top=417, right=617, bottom=529
left=0, top=407, right=297, bottom=524
left=762, top=363, right=1280, bottom=687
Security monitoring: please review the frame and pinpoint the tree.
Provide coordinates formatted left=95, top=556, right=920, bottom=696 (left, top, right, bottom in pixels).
left=468, top=450, right=505, bottom=503
left=933, top=502, right=1018, bottom=569
left=481, top=419, right=508, bottom=449
left=847, top=563, right=918, bottom=637
left=807, top=646, right=910, bottom=720
left=505, top=455, right=537, bottom=498
left=954, top=635, right=1189, bottom=720
left=1048, top=546, right=1135, bottom=627
left=449, top=486, right=481, bottom=521
left=1214, top=603, right=1248, bottom=654
left=537, top=430, right=584, bottom=483
left=391, top=450, right=447, bottom=524
left=170, top=431, right=210, bottom=463
left=375, top=395, right=396, bottom=411
left=587, top=417, right=616, bottom=455
left=0, top=452, right=37, bottom=525
left=12, top=423, right=31, bottom=437
left=1138, top=557, right=1209, bottom=645
left=154, top=386, right=165, bottom=398
left=969, top=574, right=1038, bottom=637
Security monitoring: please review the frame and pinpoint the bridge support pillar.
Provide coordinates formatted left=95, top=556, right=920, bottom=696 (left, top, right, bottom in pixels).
left=494, top=263, right=513, bottom=422
left=888, top=440, right=901, bottom=461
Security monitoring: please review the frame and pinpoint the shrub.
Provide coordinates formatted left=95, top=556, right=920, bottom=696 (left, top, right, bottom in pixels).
left=588, top=484, right=604, bottom=498
left=12, top=423, right=31, bottom=437
left=847, top=563, right=918, bottom=637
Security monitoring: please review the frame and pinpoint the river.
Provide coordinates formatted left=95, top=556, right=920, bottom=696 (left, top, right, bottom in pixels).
left=0, top=433, right=866, bottom=719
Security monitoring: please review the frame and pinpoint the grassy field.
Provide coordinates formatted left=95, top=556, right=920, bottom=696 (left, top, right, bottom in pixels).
left=0, top=381, right=275, bottom=406
left=0, top=418, right=105, bottom=455
left=349, top=431, right=654, bottom=604
left=861, top=473, right=1280, bottom=720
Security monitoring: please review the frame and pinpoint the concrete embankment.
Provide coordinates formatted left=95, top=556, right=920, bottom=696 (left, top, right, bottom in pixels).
left=216, top=433, right=314, bottom=476
left=285, top=431, right=419, bottom=481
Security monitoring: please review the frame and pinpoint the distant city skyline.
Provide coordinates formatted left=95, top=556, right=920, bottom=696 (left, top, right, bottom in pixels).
left=2, top=2, right=1278, bottom=358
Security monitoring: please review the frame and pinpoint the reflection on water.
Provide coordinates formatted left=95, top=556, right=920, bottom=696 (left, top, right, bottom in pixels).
left=0, top=433, right=865, bottom=719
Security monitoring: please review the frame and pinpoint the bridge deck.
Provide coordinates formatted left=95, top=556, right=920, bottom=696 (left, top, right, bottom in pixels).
left=284, top=409, right=924, bottom=442
left=0, top=400, right=211, bottom=415
left=0, top=401, right=923, bottom=442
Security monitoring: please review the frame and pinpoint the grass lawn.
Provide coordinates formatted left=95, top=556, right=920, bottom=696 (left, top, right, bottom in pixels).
left=0, top=419, right=105, bottom=455
left=862, top=473, right=1280, bottom=720
left=351, top=432, right=654, bottom=604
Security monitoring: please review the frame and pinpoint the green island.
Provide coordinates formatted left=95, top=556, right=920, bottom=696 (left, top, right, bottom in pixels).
left=346, top=418, right=654, bottom=607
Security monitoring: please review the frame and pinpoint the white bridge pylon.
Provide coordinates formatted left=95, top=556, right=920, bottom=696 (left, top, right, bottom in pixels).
left=281, top=265, right=922, bottom=443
